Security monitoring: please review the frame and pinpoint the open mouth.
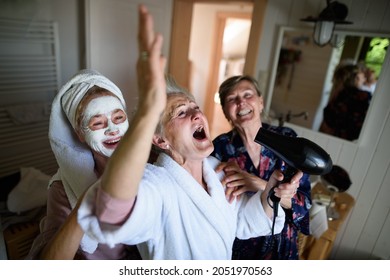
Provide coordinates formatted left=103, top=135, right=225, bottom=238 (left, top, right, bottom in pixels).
left=193, top=126, right=207, bottom=140
left=103, top=138, right=121, bottom=147
left=238, top=109, right=252, bottom=117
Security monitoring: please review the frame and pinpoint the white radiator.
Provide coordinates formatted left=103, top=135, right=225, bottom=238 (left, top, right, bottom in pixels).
left=0, top=104, right=58, bottom=178
left=0, top=18, right=60, bottom=178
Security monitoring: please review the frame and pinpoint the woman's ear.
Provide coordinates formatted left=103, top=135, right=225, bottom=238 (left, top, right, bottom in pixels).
left=152, top=135, right=170, bottom=150
left=259, top=95, right=264, bottom=106
left=259, top=96, right=264, bottom=113
left=222, top=104, right=230, bottom=122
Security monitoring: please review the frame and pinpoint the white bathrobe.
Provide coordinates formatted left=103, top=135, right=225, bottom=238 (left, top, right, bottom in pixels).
left=78, top=153, right=285, bottom=260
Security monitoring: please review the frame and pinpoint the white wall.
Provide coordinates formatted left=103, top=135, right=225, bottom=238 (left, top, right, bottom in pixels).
left=49, top=0, right=83, bottom=83
left=85, top=0, right=173, bottom=113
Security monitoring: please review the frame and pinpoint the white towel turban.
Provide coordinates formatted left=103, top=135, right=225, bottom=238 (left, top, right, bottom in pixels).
left=60, top=69, right=126, bottom=129
left=49, top=69, right=126, bottom=253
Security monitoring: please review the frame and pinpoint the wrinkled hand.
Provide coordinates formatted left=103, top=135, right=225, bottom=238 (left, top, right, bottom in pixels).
left=136, top=5, right=166, bottom=114
left=268, top=169, right=303, bottom=209
left=216, top=161, right=267, bottom=203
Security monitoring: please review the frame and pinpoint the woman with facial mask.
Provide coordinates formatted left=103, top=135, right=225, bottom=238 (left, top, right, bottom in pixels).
left=77, top=5, right=292, bottom=260
left=26, top=69, right=141, bottom=260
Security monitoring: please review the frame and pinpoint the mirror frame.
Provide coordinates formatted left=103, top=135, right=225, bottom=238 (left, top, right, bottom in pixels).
left=265, top=25, right=390, bottom=142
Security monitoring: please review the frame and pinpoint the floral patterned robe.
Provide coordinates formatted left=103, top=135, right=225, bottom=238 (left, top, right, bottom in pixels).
left=211, top=123, right=312, bottom=259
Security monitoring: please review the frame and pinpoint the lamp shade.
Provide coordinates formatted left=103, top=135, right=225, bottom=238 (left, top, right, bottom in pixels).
left=313, top=21, right=334, bottom=46
left=300, top=1, right=352, bottom=47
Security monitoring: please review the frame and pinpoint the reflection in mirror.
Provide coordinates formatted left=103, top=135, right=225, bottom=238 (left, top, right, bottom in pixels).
left=265, top=26, right=389, bottom=142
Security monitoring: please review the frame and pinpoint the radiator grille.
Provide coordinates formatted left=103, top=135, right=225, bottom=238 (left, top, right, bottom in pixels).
left=0, top=106, right=58, bottom=178
left=0, top=18, right=60, bottom=178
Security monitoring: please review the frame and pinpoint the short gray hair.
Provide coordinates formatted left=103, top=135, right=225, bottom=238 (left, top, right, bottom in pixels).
left=154, top=74, right=195, bottom=136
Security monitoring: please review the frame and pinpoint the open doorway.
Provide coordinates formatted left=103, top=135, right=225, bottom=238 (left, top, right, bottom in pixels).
left=169, top=0, right=266, bottom=138
left=190, top=5, right=252, bottom=138
left=208, top=15, right=252, bottom=138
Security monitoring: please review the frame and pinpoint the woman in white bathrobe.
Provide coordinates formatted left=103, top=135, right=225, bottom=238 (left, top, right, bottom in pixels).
left=78, top=5, right=301, bottom=260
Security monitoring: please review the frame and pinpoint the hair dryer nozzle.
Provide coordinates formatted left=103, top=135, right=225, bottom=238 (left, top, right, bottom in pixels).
left=255, top=127, right=333, bottom=175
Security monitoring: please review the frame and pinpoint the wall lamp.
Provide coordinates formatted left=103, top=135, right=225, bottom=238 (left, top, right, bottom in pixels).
left=301, top=0, right=352, bottom=47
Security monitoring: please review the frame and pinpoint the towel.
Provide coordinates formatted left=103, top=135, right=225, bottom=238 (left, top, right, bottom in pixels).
left=60, top=69, right=126, bottom=129
left=7, top=167, right=50, bottom=214
left=49, top=69, right=126, bottom=253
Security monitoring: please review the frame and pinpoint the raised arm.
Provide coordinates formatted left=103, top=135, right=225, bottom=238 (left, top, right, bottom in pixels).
left=100, top=5, right=166, bottom=200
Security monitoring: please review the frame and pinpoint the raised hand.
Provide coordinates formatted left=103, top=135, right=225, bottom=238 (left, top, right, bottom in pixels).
left=136, top=5, right=167, bottom=115
left=100, top=5, right=167, bottom=200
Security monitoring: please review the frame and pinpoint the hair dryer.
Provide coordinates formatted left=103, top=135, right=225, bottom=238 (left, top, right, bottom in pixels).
left=254, top=127, right=333, bottom=217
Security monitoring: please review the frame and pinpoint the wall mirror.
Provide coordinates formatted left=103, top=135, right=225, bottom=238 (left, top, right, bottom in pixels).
left=265, top=26, right=389, bottom=142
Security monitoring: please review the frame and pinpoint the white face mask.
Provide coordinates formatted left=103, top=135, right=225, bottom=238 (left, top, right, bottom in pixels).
left=81, top=95, right=129, bottom=157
